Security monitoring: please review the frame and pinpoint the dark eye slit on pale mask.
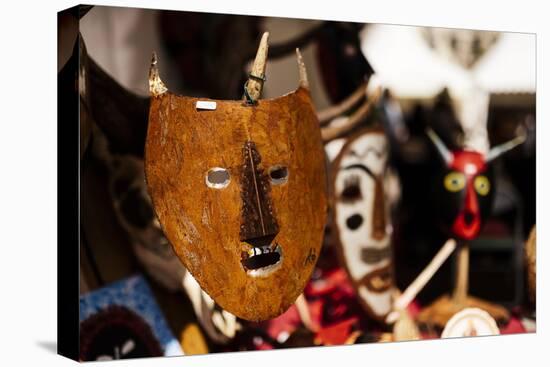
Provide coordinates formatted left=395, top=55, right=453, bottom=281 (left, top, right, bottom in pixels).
left=341, top=174, right=362, bottom=202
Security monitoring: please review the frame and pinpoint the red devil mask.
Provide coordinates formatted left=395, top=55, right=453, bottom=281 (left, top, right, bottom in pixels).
left=427, top=128, right=525, bottom=241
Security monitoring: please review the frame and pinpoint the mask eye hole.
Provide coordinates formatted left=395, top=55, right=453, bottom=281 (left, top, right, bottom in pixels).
left=341, top=174, right=362, bottom=202
left=444, top=171, right=466, bottom=192
left=346, top=213, right=364, bottom=230
left=474, top=175, right=490, bottom=196
left=206, top=168, right=230, bottom=189
left=269, top=165, right=288, bottom=185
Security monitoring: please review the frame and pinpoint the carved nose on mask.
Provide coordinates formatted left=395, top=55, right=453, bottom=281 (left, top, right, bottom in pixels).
left=371, top=178, right=387, bottom=240
left=240, top=141, right=280, bottom=247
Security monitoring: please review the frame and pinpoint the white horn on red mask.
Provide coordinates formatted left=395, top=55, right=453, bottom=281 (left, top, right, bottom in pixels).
left=426, top=127, right=453, bottom=166
left=485, top=127, right=527, bottom=163
left=148, top=52, right=167, bottom=97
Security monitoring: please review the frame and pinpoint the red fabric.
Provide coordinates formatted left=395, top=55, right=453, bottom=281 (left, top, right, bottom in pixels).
left=315, top=318, right=358, bottom=345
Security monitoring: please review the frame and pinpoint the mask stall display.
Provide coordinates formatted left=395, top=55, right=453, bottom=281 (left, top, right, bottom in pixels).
left=75, top=6, right=536, bottom=348
left=68, top=6, right=536, bottom=355
left=145, top=33, right=328, bottom=321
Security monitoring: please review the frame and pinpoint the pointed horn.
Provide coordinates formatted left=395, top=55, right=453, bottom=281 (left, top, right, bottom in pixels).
left=243, top=32, right=269, bottom=104
left=320, top=86, right=382, bottom=142
left=295, top=48, right=309, bottom=89
left=485, top=128, right=527, bottom=163
left=426, top=127, right=453, bottom=166
left=149, top=52, right=167, bottom=97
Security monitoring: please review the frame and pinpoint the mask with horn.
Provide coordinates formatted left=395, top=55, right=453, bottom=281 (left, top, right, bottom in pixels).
left=426, top=127, right=526, bottom=241
left=144, top=33, right=327, bottom=321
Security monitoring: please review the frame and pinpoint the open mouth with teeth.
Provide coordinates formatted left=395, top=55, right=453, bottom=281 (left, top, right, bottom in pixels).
left=241, top=244, right=282, bottom=277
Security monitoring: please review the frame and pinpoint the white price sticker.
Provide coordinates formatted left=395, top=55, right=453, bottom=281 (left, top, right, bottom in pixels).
left=196, top=101, right=217, bottom=110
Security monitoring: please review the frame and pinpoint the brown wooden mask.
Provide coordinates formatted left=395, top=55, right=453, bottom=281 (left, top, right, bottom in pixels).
left=330, top=128, right=394, bottom=322
left=144, top=38, right=327, bottom=321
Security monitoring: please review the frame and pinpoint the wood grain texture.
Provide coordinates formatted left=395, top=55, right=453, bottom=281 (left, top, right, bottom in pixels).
left=452, top=243, right=469, bottom=303
left=145, top=86, right=327, bottom=321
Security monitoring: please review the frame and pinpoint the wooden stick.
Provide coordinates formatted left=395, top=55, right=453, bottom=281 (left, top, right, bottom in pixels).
left=394, top=239, right=457, bottom=311
left=295, top=293, right=318, bottom=332
left=317, top=81, right=368, bottom=125
left=320, top=86, right=382, bottom=142
left=392, top=309, right=420, bottom=341
left=452, top=243, right=469, bottom=304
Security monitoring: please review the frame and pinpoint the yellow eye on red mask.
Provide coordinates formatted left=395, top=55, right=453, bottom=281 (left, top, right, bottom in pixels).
left=444, top=171, right=466, bottom=192
left=474, top=175, right=490, bottom=196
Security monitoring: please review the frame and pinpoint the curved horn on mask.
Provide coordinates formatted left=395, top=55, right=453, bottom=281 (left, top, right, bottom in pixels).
left=317, top=81, right=368, bottom=126
left=149, top=52, right=167, bottom=97
left=320, top=86, right=382, bottom=142
left=426, top=127, right=453, bottom=166
left=243, top=32, right=269, bottom=103
left=295, top=48, right=309, bottom=90
left=485, top=127, right=527, bottom=163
